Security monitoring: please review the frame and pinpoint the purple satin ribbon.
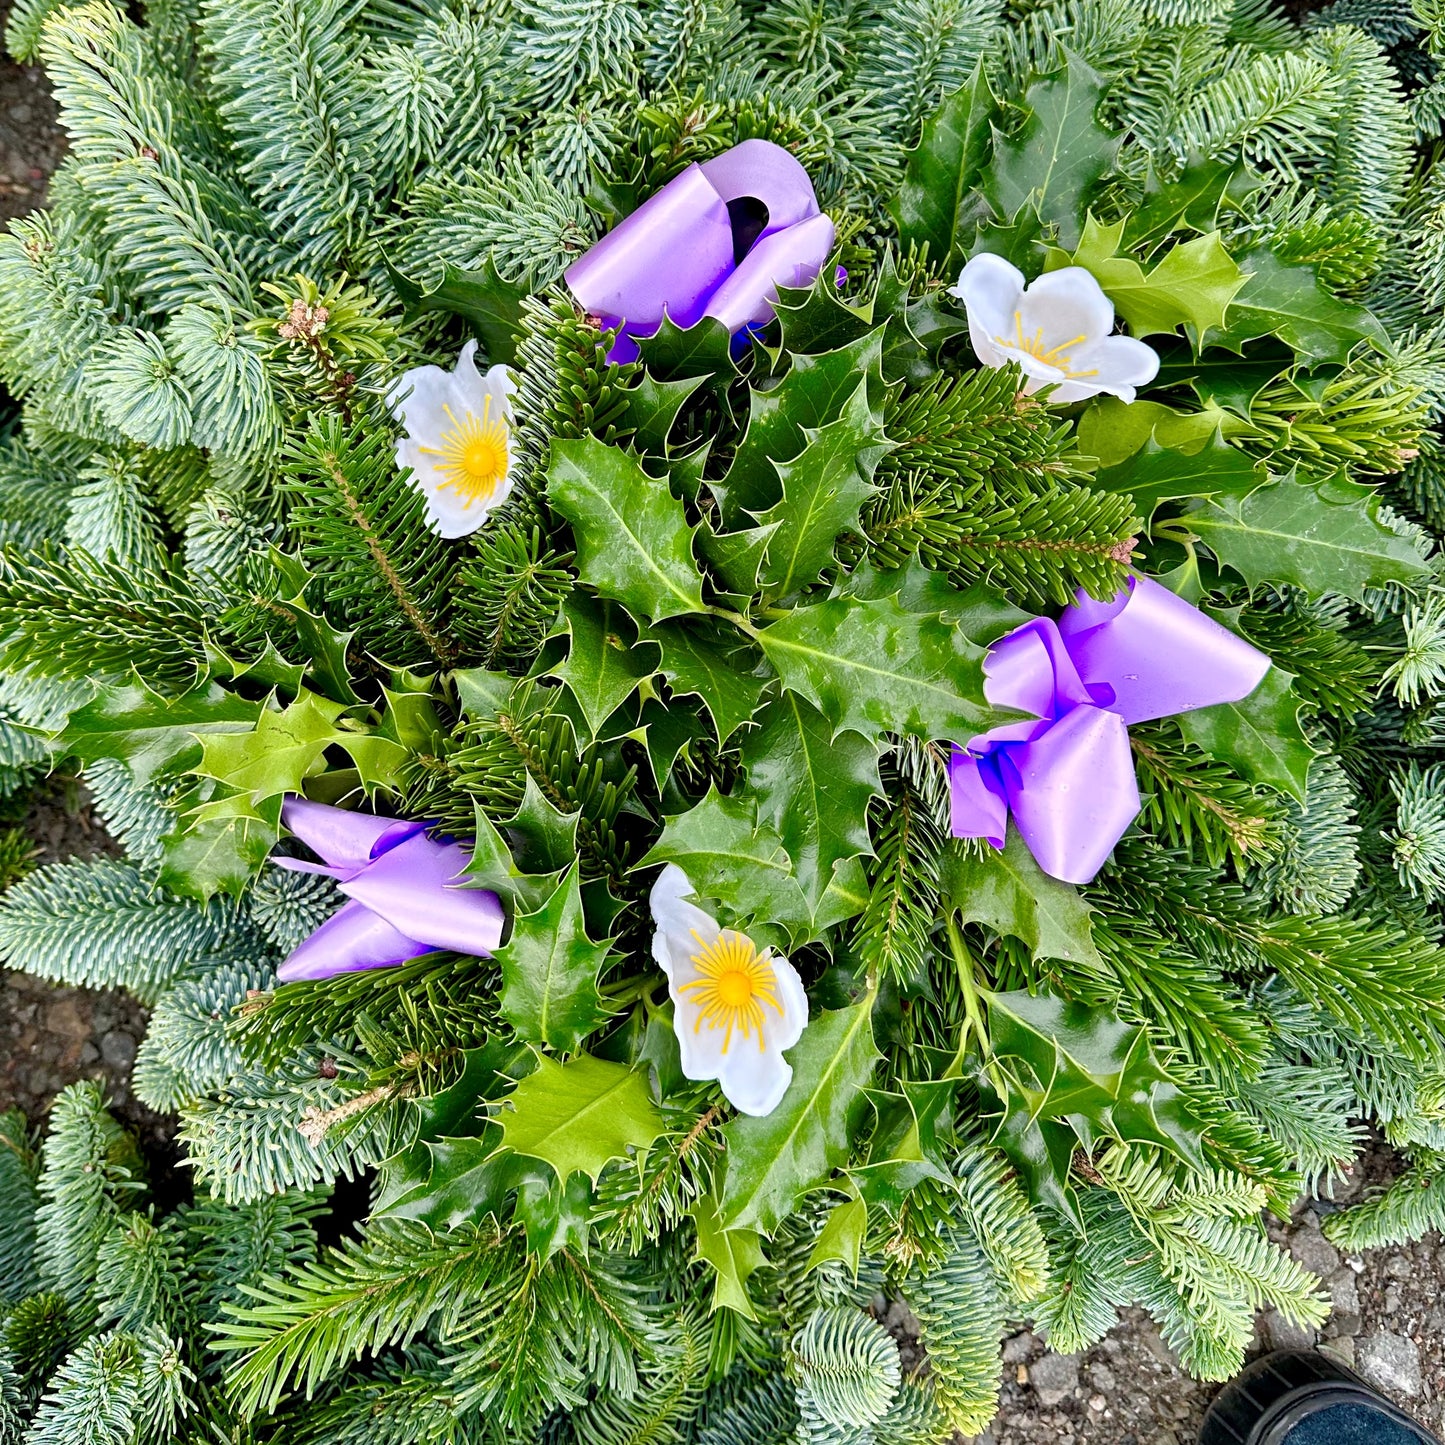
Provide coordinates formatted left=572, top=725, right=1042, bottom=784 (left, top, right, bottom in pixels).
left=949, top=575, right=1271, bottom=885
left=272, top=797, right=504, bottom=982
left=564, top=138, right=835, bottom=363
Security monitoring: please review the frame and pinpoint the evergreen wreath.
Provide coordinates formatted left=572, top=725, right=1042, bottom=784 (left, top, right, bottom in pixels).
left=3, top=0, right=1445, bottom=1441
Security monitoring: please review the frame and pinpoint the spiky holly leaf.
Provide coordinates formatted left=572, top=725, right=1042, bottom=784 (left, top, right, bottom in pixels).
left=691, top=1190, right=765, bottom=1318
left=1095, top=434, right=1262, bottom=521
left=696, top=514, right=778, bottom=599
left=714, top=330, right=885, bottom=525
left=159, top=808, right=277, bottom=901
left=1183, top=474, right=1429, bottom=600
left=890, top=61, right=998, bottom=270
left=1121, top=158, right=1249, bottom=251
left=982, top=50, right=1119, bottom=247
left=740, top=692, right=882, bottom=930
left=549, top=594, right=660, bottom=737
left=191, top=690, right=344, bottom=808
left=57, top=679, right=266, bottom=786
left=1206, top=248, right=1387, bottom=367
left=267, top=548, right=361, bottom=705
left=622, top=371, right=706, bottom=456
left=1077, top=397, right=1241, bottom=467
left=717, top=996, right=880, bottom=1234
left=548, top=437, right=706, bottom=624
left=1050, top=216, right=1248, bottom=340
left=806, top=1194, right=868, bottom=1276
left=636, top=314, right=738, bottom=388
left=463, top=802, right=565, bottom=914
left=941, top=832, right=1100, bottom=967
left=497, top=861, right=613, bottom=1053
left=754, top=378, right=891, bottom=600
left=646, top=618, right=768, bottom=743
left=755, top=593, right=1009, bottom=743
left=986, top=988, right=1205, bottom=1166
left=639, top=787, right=812, bottom=935
left=385, top=255, right=529, bottom=365
left=1176, top=664, right=1315, bottom=802
left=496, top=1053, right=666, bottom=1186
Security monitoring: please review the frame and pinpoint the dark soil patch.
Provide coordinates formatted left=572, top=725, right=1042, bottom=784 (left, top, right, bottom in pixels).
left=0, top=42, right=63, bottom=220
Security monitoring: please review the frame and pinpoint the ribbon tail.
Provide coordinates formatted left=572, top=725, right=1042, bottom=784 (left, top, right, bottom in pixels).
left=1001, top=706, right=1140, bottom=885
left=949, top=747, right=1010, bottom=849
left=276, top=898, right=430, bottom=982
left=338, top=832, right=505, bottom=957
left=281, top=796, right=406, bottom=873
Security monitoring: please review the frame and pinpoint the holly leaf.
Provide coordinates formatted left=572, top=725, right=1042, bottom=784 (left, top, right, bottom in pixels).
left=696, top=514, right=779, bottom=599
left=57, top=679, right=266, bottom=787
left=755, top=593, right=1012, bottom=742
left=548, top=437, right=706, bottom=624
left=636, top=314, right=738, bottom=388
left=714, top=329, right=885, bottom=524
left=1184, top=473, right=1430, bottom=600
left=191, top=690, right=345, bottom=807
left=890, top=61, right=998, bottom=270
left=740, top=692, right=882, bottom=930
left=1121, top=158, right=1249, bottom=251
left=385, top=254, right=529, bottom=365
left=1206, top=248, right=1387, bottom=367
left=495, top=1053, right=666, bottom=1186
left=806, top=1193, right=867, bottom=1277
left=622, top=371, right=707, bottom=456
left=159, top=809, right=277, bottom=901
left=639, top=787, right=811, bottom=935
left=982, top=50, right=1119, bottom=248
left=646, top=619, right=768, bottom=743
left=497, top=861, right=613, bottom=1054
left=1077, top=396, right=1240, bottom=467
left=549, top=594, right=660, bottom=737
left=691, top=1190, right=765, bottom=1318
left=1051, top=216, right=1248, bottom=340
left=986, top=988, right=1205, bottom=1167
left=718, top=997, right=880, bottom=1234
left=505, top=776, right=582, bottom=876
left=754, top=377, right=891, bottom=600
left=1176, top=664, right=1315, bottom=802
left=1095, top=433, right=1262, bottom=521
left=941, top=831, right=1100, bottom=967
left=464, top=801, right=564, bottom=913
left=452, top=667, right=515, bottom=720
left=266, top=549, right=361, bottom=705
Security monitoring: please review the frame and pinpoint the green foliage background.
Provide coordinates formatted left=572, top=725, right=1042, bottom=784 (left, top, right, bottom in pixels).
left=2, top=0, right=1445, bottom=1441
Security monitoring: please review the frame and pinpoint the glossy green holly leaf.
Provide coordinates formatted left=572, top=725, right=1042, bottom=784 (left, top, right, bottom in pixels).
left=639, top=786, right=812, bottom=935
left=982, top=50, right=1119, bottom=248
left=505, top=775, right=582, bottom=876
left=691, top=1189, right=765, bottom=1318
left=549, top=594, right=660, bottom=738
left=991, top=1098, right=1083, bottom=1228
left=266, top=549, right=361, bottom=705
left=1121, top=158, right=1249, bottom=252
left=645, top=619, right=768, bottom=743
left=463, top=801, right=564, bottom=913
left=741, top=692, right=882, bottom=930
left=1095, top=433, right=1262, bottom=521
left=159, top=807, right=278, bottom=901
left=385, top=254, right=529, bottom=365
left=622, top=371, right=707, bottom=456
left=851, top=1081, right=957, bottom=1209
left=696, top=513, right=779, bottom=599
left=986, top=988, right=1206, bottom=1167
left=451, top=667, right=515, bottom=720
left=1176, top=664, right=1315, bottom=801
left=191, top=690, right=344, bottom=806
left=774, top=273, right=874, bottom=360
left=941, top=831, right=1100, bottom=967
left=1184, top=473, right=1429, bottom=600
left=496, top=1052, right=666, bottom=1186
left=513, top=1166, right=593, bottom=1261
left=842, top=562, right=1032, bottom=646
left=890, top=61, right=999, bottom=270
left=497, top=861, right=613, bottom=1054
left=1049, top=216, right=1247, bottom=341
left=548, top=437, right=706, bottom=624
left=57, top=679, right=266, bottom=786
left=872, top=249, right=970, bottom=383
left=755, top=593, right=1013, bottom=742
left=714, top=329, right=886, bottom=524
left=754, top=378, right=892, bottom=600
left=806, top=1193, right=867, bottom=1277
left=636, top=314, right=738, bottom=388
left=1206, top=248, right=1387, bottom=367
left=718, top=996, right=880, bottom=1233
left=634, top=696, right=711, bottom=796
left=1077, top=396, right=1240, bottom=467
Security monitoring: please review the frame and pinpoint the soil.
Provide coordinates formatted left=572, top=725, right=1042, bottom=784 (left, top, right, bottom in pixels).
left=0, top=41, right=62, bottom=223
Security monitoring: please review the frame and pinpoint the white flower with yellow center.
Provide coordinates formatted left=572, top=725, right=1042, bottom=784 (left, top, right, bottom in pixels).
left=649, top=864, right=808, bottom=1117
left=950, top=253, right=1160, bottom=405
left=388, top=339, right=516, bottom=538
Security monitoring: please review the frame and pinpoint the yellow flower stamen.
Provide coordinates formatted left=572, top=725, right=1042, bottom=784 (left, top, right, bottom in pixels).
left=679, top=928, right=783, bottom=1055
left=994, top=311, right=1098, bottom=378
left=419, top=396, right=509, bottom=507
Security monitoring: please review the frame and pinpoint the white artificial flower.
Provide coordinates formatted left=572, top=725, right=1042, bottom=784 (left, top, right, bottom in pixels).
left=950, top=253, right=1160, bottom=405
left=388, top=339, right=517, bottom=538
left=649, top=864, right=809, bottom=1118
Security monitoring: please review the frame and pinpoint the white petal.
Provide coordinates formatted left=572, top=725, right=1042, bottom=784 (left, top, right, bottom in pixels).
left=951, top=253, right=1026, bottom=339
left=1017, top=267, right=1116, bottom=354
left=388, top=362, right=455, bottom=446
left=485, top=362, right=519, bottom=411
left=1070, top=334, right=1161, bottom=398
left=718, top=1046, right=793, bottom=1117
left=769, top=950, right=809, bottom=1052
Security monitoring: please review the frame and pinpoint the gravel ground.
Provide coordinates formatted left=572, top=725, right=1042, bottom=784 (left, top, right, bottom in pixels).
left=0, top=38, right=62, bottom=221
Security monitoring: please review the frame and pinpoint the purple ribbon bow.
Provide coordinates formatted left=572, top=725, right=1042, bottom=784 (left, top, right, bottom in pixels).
left=949, top=575, right=1271, bottom=885
left=273, top=797, right=504, bottom=983
left=565, top=138, right=835, bottom=363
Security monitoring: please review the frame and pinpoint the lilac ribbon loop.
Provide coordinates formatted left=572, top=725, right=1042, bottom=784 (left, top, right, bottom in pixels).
left=949, top=575, right=1271, bottom=885
left=273, top=797, right=504, bottom=982
left=564, top=138, right=835, bottom=363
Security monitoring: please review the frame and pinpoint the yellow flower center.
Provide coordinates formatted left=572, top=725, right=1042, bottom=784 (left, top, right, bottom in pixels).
left=994, top=310, right=1098, bottom=379
left=420, top=396, right=510, bottom=507
left=679, top=928, right=783, bottom=1054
